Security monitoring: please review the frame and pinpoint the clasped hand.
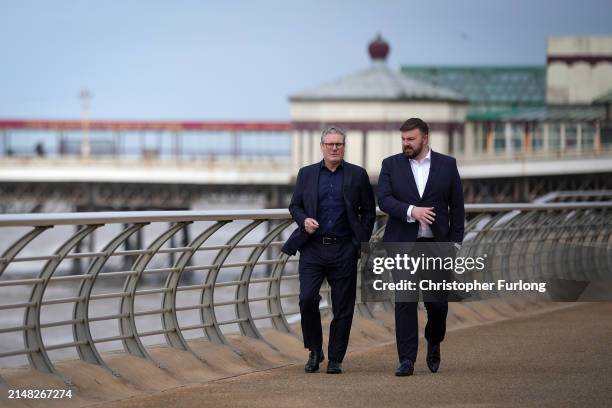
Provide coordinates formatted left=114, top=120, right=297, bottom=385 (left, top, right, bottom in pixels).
left=303, top=218, right=319, bottom=234
left=412, top=207, right=435, bottom=224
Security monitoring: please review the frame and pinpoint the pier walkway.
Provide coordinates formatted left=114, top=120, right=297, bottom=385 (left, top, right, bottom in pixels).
left=101, top=302, right=612, bottom=408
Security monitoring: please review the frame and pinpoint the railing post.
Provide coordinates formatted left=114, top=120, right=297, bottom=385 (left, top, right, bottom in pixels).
left=200, top=220, right=262, bottom=344
left=161, top=221, right=229, bottom=353
left=24, top=224, right=100, bottom=375
left=235, top=219, right=292, bottom=341
left=73, top=223, right=147, bottom=372
left=118, top=222, right=189, bottom=365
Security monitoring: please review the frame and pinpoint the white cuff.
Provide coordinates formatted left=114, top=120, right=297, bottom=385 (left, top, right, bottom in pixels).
left=406, top=205, right=416, bottom=223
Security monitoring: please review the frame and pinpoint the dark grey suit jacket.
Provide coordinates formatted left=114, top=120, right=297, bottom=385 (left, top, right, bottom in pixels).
left=281, top=160, right=376, bottom=255
left=377, top=151, right=465, bottom=244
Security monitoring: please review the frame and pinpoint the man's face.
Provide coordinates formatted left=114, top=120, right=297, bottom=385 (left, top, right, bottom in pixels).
left=320, top=132, right=345, bottom=165
left=401, top=128, right=428, bottom=159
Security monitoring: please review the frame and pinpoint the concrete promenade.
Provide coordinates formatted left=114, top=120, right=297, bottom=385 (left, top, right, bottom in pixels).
left=99, top=302, right=612, bottom=408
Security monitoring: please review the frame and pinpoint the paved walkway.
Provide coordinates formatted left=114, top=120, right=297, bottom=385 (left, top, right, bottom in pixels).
left=99, top=303, right=612, bottom=408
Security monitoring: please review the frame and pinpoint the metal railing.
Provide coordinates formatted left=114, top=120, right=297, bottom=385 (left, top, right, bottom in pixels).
left=0, top=191, right=610, bottom=382
left=456, top=146, right=612, bottom=163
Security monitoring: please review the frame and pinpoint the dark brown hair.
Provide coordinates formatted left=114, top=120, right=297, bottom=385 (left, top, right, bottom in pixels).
left=399, top=118, right=429, bottom=136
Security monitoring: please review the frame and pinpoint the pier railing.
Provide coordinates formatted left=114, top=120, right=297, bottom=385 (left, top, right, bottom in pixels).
left=0, top=191, right=610, bottom=379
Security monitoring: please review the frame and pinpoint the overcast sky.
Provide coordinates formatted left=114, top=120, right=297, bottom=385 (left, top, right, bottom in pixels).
left=1, top=0, right=611, bottom=121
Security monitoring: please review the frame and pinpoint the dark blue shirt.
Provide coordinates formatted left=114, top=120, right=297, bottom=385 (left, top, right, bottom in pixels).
left=317, top=161, right=351, bottom=237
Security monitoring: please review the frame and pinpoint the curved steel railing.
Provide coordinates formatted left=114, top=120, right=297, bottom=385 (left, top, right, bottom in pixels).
left=0, top=193, right=610, bottom=381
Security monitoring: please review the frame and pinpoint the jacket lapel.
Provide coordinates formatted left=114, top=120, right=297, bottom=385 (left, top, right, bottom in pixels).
left=422, top=151, right=438, bottom=199
left=312, top=162, right=320, bottom=216
left=401, top=156, right=420, bottom=198
left=342, top=161, right=352, bottom=203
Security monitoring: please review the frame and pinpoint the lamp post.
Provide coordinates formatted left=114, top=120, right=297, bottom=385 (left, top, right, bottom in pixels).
left=79, top=89, right=92, bottom=158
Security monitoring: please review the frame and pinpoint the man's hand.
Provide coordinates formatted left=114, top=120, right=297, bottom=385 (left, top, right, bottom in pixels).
left=411, top=207, right=435, bottom=225
left=303, top=218, right=319, bottom=234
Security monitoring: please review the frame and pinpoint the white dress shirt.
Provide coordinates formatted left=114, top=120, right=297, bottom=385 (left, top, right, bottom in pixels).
left=406, top=147, right=434, bottom=238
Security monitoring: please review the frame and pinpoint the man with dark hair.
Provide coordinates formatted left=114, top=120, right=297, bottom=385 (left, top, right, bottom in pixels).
left=400, top=117, right=430, bottom=135
left=378, top=117, right=465, bottom=376
left=282, top=126, right=376, bottom=374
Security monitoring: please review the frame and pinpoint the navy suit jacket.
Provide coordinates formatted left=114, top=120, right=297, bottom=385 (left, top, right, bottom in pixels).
left=281, top=160, right=376, bottom=256
left=378, top=151, right=464, bottom=244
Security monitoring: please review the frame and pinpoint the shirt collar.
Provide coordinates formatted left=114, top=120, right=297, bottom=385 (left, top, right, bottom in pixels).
left=320, top=160, right=344, bottom=170
left=409, top=146, right=431, bottom=164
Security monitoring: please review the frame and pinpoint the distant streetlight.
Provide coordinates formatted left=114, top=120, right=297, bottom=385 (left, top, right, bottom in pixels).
left=79, top=89, right=92, bottom=158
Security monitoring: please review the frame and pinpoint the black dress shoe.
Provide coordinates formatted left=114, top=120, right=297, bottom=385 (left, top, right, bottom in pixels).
left=426, top=342, right=441, bottom=373
left=326, top=360, right=342, bottom=374
left=395, top=360, right=414, bottom=376
left=304, top=350, right=324, bottom=373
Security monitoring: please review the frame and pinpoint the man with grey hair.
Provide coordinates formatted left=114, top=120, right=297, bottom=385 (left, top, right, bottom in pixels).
left=282, top=126, right=376, bottom=374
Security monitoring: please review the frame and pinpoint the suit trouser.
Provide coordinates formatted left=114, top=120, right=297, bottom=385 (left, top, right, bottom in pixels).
left=394, top=238, right=449, bottom=364
left=298, top=239, right=357, bottom=363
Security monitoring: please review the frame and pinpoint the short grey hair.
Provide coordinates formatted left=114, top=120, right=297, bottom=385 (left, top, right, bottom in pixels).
left=320, top=126, right=347, bottom=144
